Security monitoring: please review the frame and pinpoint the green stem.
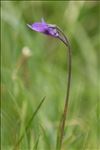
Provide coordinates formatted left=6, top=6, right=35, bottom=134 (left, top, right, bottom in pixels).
left=56, top=27, right=72, bottom=150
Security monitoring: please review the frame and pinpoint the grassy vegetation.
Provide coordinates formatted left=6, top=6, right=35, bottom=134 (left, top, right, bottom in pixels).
left=1, top=1, right=100, bottom=150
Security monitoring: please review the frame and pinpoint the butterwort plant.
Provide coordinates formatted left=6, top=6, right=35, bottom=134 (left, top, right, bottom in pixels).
left=27, top=18, right=72, bottom=150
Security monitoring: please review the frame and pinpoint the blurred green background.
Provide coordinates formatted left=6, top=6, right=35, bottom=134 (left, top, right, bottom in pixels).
left=1, top=1, right=100, bottom=150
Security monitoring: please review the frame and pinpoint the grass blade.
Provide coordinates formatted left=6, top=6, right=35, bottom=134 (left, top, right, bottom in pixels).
left=13, top=96, right=46, bottom=150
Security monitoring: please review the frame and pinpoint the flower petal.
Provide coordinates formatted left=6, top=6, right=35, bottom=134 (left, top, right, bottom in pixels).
left=27, top=22, right=48, bottom=33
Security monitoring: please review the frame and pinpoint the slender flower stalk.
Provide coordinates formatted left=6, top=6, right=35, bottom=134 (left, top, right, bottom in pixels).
left=27, top=18, right=71, bottom=150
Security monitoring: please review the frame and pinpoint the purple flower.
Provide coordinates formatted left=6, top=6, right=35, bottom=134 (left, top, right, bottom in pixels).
left=27, top=18, right=72, bottom=150
left=27, top=18, right=59, bottom=38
